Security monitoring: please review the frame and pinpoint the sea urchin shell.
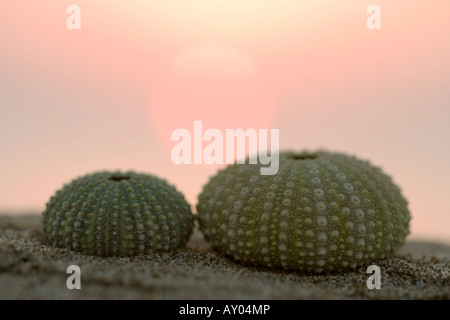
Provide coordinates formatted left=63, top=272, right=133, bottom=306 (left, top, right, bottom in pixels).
left=197, top=151, right=411, bottom=272
left=43, top=171, right=194, bottom=256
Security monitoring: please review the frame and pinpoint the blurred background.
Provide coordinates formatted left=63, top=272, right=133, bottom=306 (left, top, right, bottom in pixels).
left=1, top=1, right=449, bottom=244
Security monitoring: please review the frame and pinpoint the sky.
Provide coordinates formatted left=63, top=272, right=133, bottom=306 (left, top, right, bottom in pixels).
left=1, top=1, right=449, bottom=244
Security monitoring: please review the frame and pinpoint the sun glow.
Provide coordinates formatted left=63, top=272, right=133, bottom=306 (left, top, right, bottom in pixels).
left=105, top=0, right=347, bottom=44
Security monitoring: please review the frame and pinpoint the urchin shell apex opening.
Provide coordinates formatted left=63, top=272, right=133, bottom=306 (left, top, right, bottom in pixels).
left=197, top=151, right=411, bottom=272
left=42, top=171, right=195, bottom=257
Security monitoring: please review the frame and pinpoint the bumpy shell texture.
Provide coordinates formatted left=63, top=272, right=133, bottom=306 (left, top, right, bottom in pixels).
left=43, top=171, right=194, bottom=256
left=197, top=151, right=411, bottom=272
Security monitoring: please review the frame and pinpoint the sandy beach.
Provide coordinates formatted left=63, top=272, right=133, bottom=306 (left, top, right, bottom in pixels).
left=0, top=214, right=448, bottom=299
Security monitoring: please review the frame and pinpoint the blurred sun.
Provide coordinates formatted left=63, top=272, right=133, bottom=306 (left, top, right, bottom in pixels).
left=148, top=43, right=276, bottom=149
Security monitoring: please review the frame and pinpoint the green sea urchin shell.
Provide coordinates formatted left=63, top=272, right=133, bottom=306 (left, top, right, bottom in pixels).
left=197, top=151, right=411, bottom=272
left=43, top=171, right=194, bottom=256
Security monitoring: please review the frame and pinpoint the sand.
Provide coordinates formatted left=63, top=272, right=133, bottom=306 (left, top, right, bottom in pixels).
left=0, top=214, right=448, bottom=300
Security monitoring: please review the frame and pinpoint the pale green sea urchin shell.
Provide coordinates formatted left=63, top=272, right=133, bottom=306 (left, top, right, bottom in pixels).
left=43, top=171, right=194, bottom=256
left=197, top=151, right=411, bottom=272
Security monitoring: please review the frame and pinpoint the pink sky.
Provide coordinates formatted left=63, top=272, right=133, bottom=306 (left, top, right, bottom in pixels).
left=1, top=1, right=449, bottom=244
